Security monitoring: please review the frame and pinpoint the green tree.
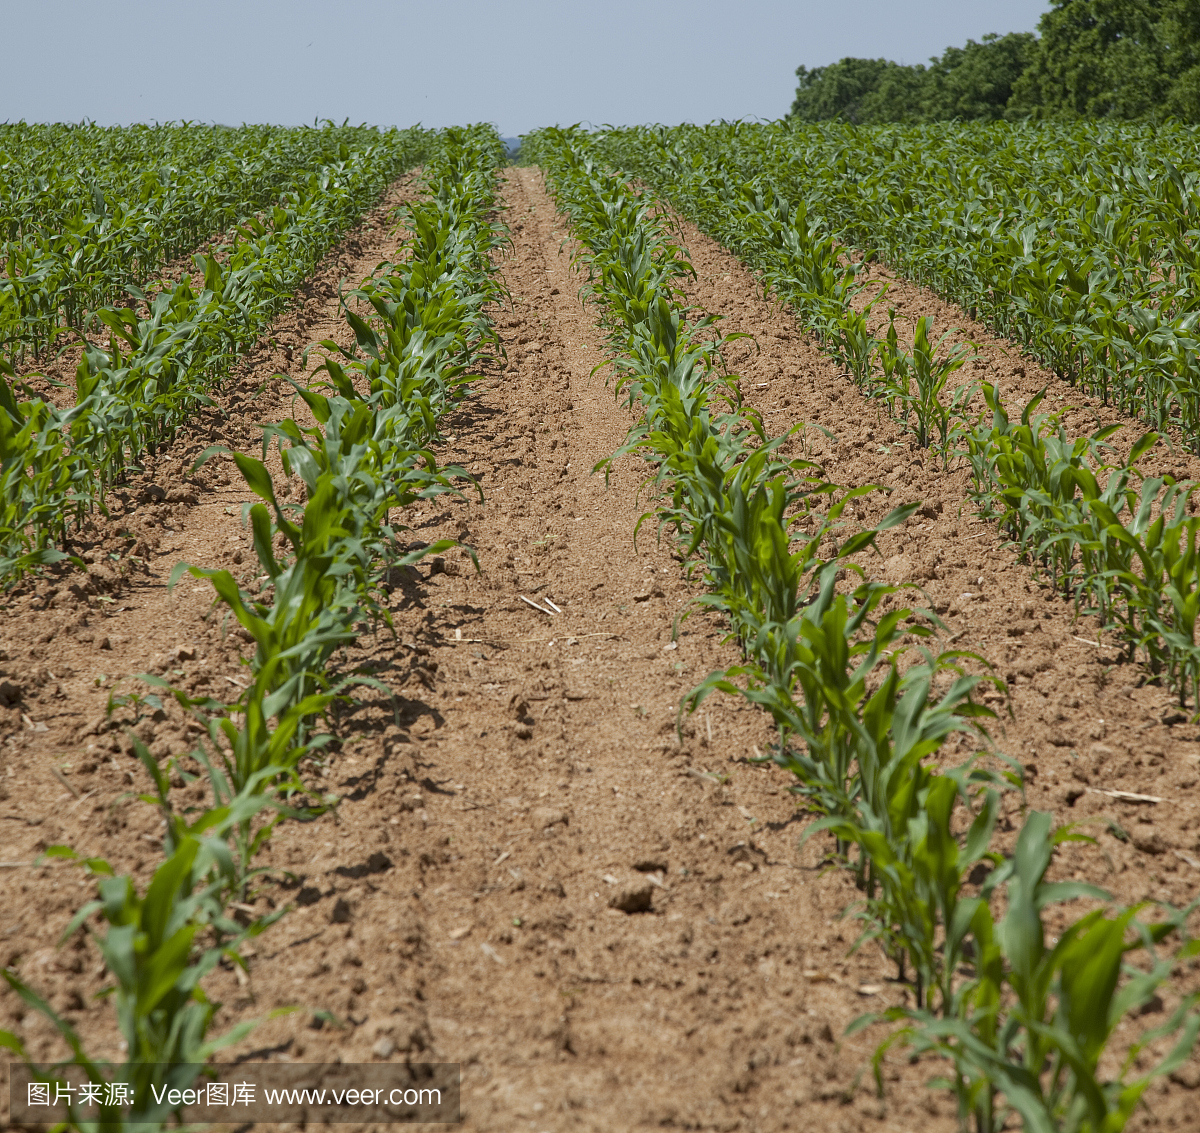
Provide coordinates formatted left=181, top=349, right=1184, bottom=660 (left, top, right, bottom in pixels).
left=926, top=33, right=1038, bottom=120
left=791, top=58, right=897, bottom=123
left=791, top=33, right=1036, bottom=124
left=859, top=63, right=930, bottom=124
left=1007, top=0, right=1200, bottom=121
left=791, top=2, right=1200, bottom=124
left=1159, top=0, right=1200, bottom=119
left=1009, top=0, right=1168, bottom=118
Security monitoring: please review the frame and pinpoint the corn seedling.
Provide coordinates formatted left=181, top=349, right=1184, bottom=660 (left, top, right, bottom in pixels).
left=0, top=831, right=282, bottom=1132
left=855, top=812, right=1200, bottom=1133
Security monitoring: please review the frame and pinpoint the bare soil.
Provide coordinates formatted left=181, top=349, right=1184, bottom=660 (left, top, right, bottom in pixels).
left=1, top=166, right=1198, bottom=1133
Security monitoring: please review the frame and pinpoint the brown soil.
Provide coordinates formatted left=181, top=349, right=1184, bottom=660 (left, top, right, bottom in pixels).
left=1, top=165, right=1198, bottom=1133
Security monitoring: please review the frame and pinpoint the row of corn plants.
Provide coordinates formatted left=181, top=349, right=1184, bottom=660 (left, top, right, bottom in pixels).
left=964, top=387, right=1200, bottom=711
left=0, top=124, right=506, bottom=1131
left=1, top=123, right=432, bottom=358
left=526, top=126, right=1200, bottom=1133
left=0, top=128, right=432, bottom=586
left=595, top=125, right=1200, bottom=717
left=591, top=121, right=1200, bottom=452
left=588, top=127, right=973, bottom=466
left=170, top=122, right=507, bottom=885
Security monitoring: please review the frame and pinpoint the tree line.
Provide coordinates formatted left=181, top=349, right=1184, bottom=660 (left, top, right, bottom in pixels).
left=791, top=0, right=1200, bottom=124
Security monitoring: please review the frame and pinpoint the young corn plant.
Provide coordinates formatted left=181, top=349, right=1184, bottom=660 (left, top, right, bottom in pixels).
left=0, top=831, right=282, bottom=1132
left=833, top=290, right=885, bottom=389
left=876, top=314, right=977, bottom=460
left=858, top=812, right=1200, bottom=1133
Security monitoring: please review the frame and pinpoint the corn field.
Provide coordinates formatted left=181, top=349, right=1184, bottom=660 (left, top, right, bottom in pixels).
left=0, top=125, right=433, bottom=582
left=1, top=124, right=433, bottom=359
left=524, top=124, right=1200, bottom=1133
left=2, top=114, right=1199, bottom=1133
left=2, top=124, right=506, bottom=1130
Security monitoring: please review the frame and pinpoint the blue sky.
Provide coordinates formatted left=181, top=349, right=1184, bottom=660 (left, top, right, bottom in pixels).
left=1, top=0, right=1049, bottom=134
